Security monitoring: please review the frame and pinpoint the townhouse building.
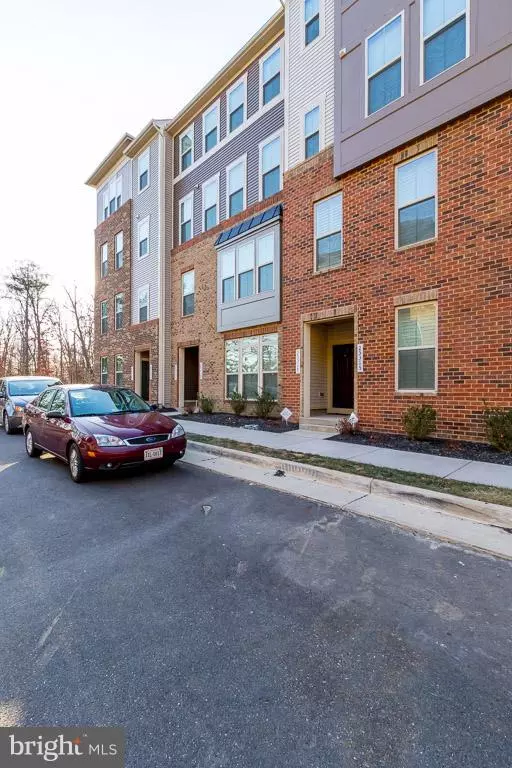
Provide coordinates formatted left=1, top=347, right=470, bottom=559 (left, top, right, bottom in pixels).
left=280, top=0, right=511, bottom=440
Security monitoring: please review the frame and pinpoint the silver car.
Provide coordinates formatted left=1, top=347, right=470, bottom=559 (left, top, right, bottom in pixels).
left=0, top=376, right=61, bottom=434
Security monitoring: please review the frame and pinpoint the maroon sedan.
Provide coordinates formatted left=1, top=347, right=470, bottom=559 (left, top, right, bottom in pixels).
left=23, top=384, right=187, bottom=483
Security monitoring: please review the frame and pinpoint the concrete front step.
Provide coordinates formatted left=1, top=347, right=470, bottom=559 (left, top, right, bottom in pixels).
left=299, top=417, right=339, bottom=434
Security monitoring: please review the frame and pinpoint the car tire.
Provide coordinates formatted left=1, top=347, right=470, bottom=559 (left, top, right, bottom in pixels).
left=68, top=443, right=87, bottom=484
left=3, top=411, right=14, bottom=435
left=25, top=429, right=42, bottom=458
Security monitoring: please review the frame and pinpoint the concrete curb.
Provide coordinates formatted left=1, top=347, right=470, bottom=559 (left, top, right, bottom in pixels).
left=188, top=440, right=512, bottom=531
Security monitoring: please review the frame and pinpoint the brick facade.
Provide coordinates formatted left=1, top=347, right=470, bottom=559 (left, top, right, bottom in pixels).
left=94, top=200, right=159, bottom=403
left=281, top=95, right=512, bottom=441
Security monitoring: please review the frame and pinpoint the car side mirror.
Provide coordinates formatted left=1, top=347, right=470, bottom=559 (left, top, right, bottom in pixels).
left=46, top=410, right=65, bottom=419
left=150, top=404, right=158, bottom=411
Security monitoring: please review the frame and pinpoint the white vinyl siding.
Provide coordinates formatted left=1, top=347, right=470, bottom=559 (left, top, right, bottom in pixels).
left=396, top=303, right=438, bottom=392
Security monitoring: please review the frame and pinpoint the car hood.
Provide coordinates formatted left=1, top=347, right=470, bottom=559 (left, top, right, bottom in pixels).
left=12, top=396, right=38, bottom=407
left=75, top=411, right=179, bottom=438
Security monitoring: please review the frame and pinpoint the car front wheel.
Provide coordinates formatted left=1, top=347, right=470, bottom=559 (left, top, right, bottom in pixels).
left=3, top=411, right=14, bottom=435
left=68, top=443, right=87, bottom=483
left=25, top=429, right=42, bottom=458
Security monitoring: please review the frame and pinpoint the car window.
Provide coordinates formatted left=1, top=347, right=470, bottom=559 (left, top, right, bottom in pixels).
left=69, top=388, right=151, bottom=417
left=37, top=389, right=57, bottom=412
left=50, top=389, right=67, bottom=414
left=7, top=379, right=61, bottom=397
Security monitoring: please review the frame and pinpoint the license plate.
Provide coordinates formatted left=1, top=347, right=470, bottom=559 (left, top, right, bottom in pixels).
left=144, top=447, right=164, bottom=461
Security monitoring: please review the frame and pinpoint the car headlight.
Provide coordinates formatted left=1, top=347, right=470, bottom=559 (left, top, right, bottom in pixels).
left=93, top=434, right=126, bottom=447
left=14, top=405, right=24, bottom=413
left=171, top=424, right=185, bottom=439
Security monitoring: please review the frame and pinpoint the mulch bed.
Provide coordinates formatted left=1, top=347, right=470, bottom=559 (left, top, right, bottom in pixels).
left=328, top=430, right=512, bottom=466
left=177, top=412, right=299, bottom=434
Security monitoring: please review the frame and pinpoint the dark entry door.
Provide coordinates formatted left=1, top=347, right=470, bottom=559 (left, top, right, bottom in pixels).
left=141, top=360, right=150, bottom=401
left=332, top=344, right=354, bottom=409
left=184, top=347, right=199, bottom=401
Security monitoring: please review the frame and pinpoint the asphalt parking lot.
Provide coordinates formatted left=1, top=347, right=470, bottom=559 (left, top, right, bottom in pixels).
left=1, top=428, right=511, bottom=767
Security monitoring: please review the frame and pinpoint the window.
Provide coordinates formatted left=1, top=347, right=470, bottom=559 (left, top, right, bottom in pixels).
left=227, top=79, right=246, bottom=133
left=315, top=194, right=342, bottom=270
left=115, top=356, right=124, bottom=387
left=397, top=303, right=437, bottom=391
left=115, top=293, right=124, bottom=330
left=50, top=389, right=66, bottom=415
left=138, top=285, right=149, bottom=323
left=203, top=176, right=219, bottom=232
left=203, top=104, right=219, bottom=154
left=115, top=232, right=124, bottom=270
left=396, top=150, right=437, bottom=248
left=305, top=106, right=320, bottom=159
left=219, top=228, right=277, bottom=305
left=116, top=175, right=122, bottom=209
left=109, top=178, right=116, bottom=215
left=182, top=270, right=195, bottom=316
left=221, top=250, right=235, bottom=304
left=179, top=193, right=194, bottom=244
left=138, top=149, right=150, bottom=192
left=100, top=300, right=108, bottom=335
left=238, top=241, right=255, bottom=299
left=103, top=191, right=109, bottom=221
left=257, top=233, right=274, bottom=293
left=423, top=0, right=468, bottom=82
left=138, top=216, right=150, bottom=259
left=100, top=243, right=108, bottom=278
left=100, top=357, right=108, bottom=386
left=225, top=334, right=278, bottom=400
left=366, top=14, right=403, bottom=116
left=38, top=389, right=56, bottom=412
left=305, top=0, right=320, bottom=46
left=260, top=134, right=282, bottom=200
left=261, top=45, right=281, bottom=106
left=227, top=157, right=246, bottom=218
left=180, top=127, right=194, bottom=172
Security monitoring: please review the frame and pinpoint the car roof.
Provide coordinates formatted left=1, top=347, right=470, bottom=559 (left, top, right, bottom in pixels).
left=2, top=375, right=61, bottom=381
left=50, top=384, right=130, bottom=391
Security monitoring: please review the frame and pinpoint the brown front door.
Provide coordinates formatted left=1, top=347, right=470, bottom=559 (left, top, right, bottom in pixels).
left=332, top=344, right=354, bottom=409
left=184, top=347, right=199, bottom=401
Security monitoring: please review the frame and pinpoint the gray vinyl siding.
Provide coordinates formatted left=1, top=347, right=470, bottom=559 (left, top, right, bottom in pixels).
left=247, top=60, right=260, bottom=119
left=173, top=100, right=284, bottom=245
left=131, top=137, right=160, bottom=324
left=96, top=160, right=132, bottom=225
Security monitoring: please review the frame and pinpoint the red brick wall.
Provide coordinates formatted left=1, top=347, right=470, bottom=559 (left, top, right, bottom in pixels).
left=281, top=95, right=512, bottom=441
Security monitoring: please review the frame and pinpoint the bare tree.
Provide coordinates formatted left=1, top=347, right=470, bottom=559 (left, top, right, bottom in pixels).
left=64, top=287, right=94, bottom=381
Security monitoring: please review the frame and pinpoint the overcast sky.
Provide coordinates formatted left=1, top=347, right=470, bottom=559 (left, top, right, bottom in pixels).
left=0, top=0, right=281, bottom=298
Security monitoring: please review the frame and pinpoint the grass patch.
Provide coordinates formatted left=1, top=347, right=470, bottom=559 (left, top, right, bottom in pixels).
left=187, top=433, right=512, bottom=508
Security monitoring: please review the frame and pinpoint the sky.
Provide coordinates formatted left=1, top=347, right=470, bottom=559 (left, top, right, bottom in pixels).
left=0, top=0, right=281, bottom=299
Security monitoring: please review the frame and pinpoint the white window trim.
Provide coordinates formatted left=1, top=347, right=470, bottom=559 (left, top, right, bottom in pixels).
left=259, top=41, right=283, bottom=110
left=420, top=0, right=470, bottom=85
left=179, top=125, right=195, bottom=172
left=302, top=0, right=324, bottom=52
left=302, top=94, right=326, bottom=162
left=179, top=191, right=195, bottom=245
left=181, top=270, right=195, bottom=318
left=202, top=173, right=220, bottom=233
left=202, top=100, right=221, bottom=156
left=365, top=11, right=405, bottom=119
left=395, top=301, right=438, bottom=394
left=138, top=148, right=150, bottom=194
left=394, top=148, right=438, bottom=251
left=225, top=335, right=279, bottom=401
left=226, top=73, right=248, bottom=136
left=258, top=130, right=284, bottom=202
left=138, top=215, right=150, bottom=260
left=138, top=285, right=150, bottom=324
left=225, top=154, right=248, bottom=219
left=314, top=192, right=343, bottom=273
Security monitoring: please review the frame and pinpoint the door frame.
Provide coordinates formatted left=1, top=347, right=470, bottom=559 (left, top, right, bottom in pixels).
left=178, top=344, right=200, bottom=409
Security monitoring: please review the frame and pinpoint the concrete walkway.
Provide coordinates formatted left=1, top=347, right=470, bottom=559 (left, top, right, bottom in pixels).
left=171, top=417, right=512, bottom=490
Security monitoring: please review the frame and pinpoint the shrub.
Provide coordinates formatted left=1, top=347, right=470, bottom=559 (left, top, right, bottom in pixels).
left=198, top=393, right=215, bottom=415
left=336, top=417, right=358, bottom=436
left=484, top=407, right=512, bottom=453
left=403, top=404, right=437, bottom=441
left=254, top=390, right=277, bottom=419
left=229, top=390, right=247, bottom=416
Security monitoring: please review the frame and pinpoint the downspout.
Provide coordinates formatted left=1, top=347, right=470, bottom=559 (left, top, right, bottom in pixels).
left=157, top=125, right=167, bottom=405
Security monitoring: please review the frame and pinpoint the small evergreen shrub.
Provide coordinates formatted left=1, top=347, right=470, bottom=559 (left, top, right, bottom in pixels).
left=403, top=404, right=437, bottom=441
left=254, top=390, right=277, bottom=419
left=198, top=393, right=215, bottom=415
left=484, top=408, right=512, bottom=453
left=229, top=390, right=247, bottom=416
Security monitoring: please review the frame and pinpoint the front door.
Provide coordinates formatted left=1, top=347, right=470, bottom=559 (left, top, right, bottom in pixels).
left=184, top=347, right=199, bottom=402
left=332, top=344, right=354, bottom=410
left=141, top=360, right=150, bottom=401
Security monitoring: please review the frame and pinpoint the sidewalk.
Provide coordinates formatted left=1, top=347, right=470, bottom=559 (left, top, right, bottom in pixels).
left=172, top=417, right=512, bottom=490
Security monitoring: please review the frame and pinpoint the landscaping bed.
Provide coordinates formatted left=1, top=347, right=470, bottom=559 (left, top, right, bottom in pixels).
left=328, top=430, right=512, bottom=466
left=178, top=412, right=299, bottom=433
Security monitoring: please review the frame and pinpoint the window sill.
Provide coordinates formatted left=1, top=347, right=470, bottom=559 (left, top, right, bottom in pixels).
left=395, top=389, right=438, bottom=396
left=313, top=263, right=343, bottom=276
left=395, top=237, right=437, bottom=253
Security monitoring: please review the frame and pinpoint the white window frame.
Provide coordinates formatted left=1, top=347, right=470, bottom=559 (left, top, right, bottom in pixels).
left=395, top=301, right=438, bottom=394
left=225, top=334, right=279, bottom=401
left=303, top=0, right=323, bottom=50
left=259, top=42, right=283, bottom=109
left=182, top=270, right=195, bottom=317
left=100, top=243, right=108, bottom=277
left=202, top=100, right=220, bottom=155
left=179, top=191, right=194, bottom=245
left=226, top=155, right=247, bottom=219
left=365, top=11, right=405, bottom=119
left=259, top=130, right=284, bottom=202
left=302, top=96, right=325, bottom=161
left=420, top=0, right=470, bottom=85
left=102, top=191, right=109, bottom=221
left=138, top=216, right=150, bottom=260
left=138, top=148, right=150, bottom=193
left=202, top=174, right=220, bottom=233
left=219, top=227, right=278, bottom=306
left=226, top=74, right=248, bottom=136
left=314, top=193, right=343, bottom=272
left=138, top=285, right=150, bottom=324
left=100, top=300, right=108, bottom=335
left=179, top=125, right=195, bottom=172
left=115, top=355, right=124, bottom=387
left=100, top=356, right=108, bottom=386
left=114, top=292, right=124, bottom=331
left=395, top=149, right=438, bottom=251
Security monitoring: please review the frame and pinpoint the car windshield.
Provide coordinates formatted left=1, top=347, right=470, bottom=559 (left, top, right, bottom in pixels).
left=8, top=379, right=60, bottom=397
left=68, top=388, right=152, bottom=417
